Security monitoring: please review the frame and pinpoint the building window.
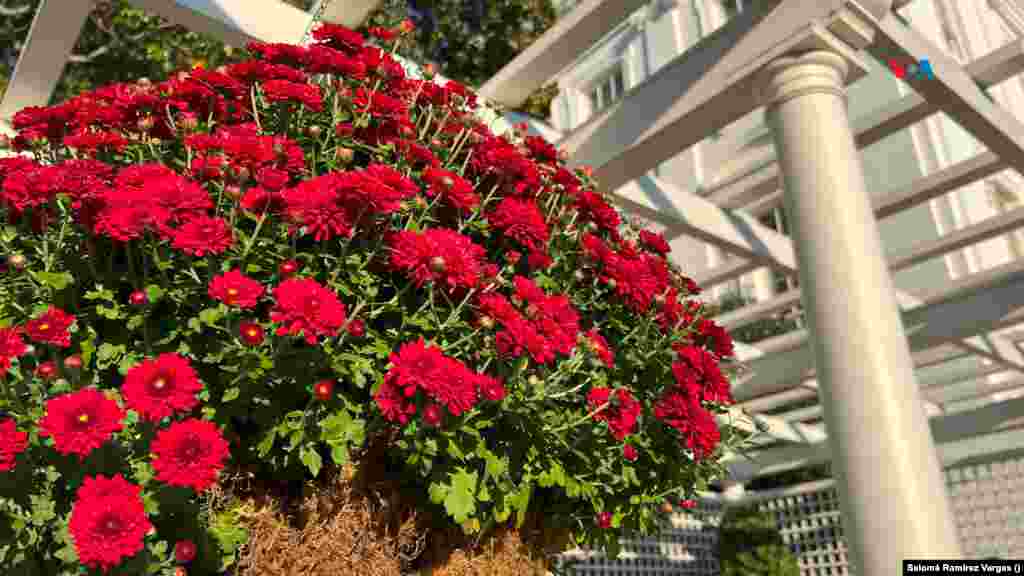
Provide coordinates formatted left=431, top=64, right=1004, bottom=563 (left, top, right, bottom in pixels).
left=588, top=65, right=625, bottom=113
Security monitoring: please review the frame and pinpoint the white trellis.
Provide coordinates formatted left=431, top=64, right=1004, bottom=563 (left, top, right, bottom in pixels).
left=10, top=0, right=1024, bottom=572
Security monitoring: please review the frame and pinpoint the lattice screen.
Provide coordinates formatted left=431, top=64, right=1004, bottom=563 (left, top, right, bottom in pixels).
left=557, top=452, right=1024, bottom=575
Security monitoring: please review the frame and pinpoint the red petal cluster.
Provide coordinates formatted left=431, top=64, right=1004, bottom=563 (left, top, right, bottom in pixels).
left=270, top=278, right=348, bottom=344
left=653, top=389, right=721, bottom=461
left=39, top=388, right=125, bottom=460
left=375, top=339, right=499, bottom=425
left=209, top=269, right=265, bottom=308
left=672, top=344, right=732, bottom=405
left=587, top=387, right=641, bottom=441
left=69, top=474, right=153, bottom=572
left=25, top=306, right=75, bottom=348
left=151, top=418, right=230, bottom=492
left=480, top=277, right=580, bottom=365
left=389, top=228, right=487, bottom=292
left=0, top=326, right=28, bottom=371
left=0, top=418, right=28, bottom=471
left=121, top=353, right=204, bottom=422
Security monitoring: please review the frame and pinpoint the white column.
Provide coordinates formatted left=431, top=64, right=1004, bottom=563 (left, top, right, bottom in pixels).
left=761, top=50, right=962, bottom=572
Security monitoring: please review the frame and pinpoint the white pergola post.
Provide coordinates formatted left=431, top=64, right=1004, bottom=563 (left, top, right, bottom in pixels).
left=761, top=49, right=962, bottom=571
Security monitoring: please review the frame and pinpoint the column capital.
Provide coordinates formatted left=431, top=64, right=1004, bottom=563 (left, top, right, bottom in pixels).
left=758, top=50, right=850, bottom=110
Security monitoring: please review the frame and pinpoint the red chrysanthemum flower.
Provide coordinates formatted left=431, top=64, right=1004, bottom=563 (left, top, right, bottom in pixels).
left=622, top=444, right=638, bottom=462
left=586, top=329, right=615, bottom=368
left=487, top=197, right=549, bottom=252
left=421, top=167, right=478, bottom=212
left=24, top=306, right=75, bottom=347
left=576, top=190, right=621, bottom=231
left=208, top=269, right=265, bottom=308
left=69, top=474, right=152, bottom=572
left=151, top=418, right=230, bottom=492
left=0, top=418, right=28, bottom=472
left=374, top=339, right=484, bottom=424
left=639, top=230, right=671, bottom=255
left=389, top=228, right=487, bottom=292
left=673, top=344, right=732, bottom=405
left=653, top=389, right=722, bottom=460
left=270, top=278, right=347, bottom=344
left=0, top=326, right=27, bottom=372
left=587, top=387, right=641, bottom=441
left=39, top=388, right=125, bottom=460
left=122, top=353, right=204, bottom=422
left=478, top=374, right=506, bottom=402
left=171, top=214, right=233, bottom=256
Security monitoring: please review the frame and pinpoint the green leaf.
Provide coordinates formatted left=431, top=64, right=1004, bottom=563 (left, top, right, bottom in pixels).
left=443, top=468, right=478, bottom=523
left=300, top=445, right=322, bottom=478
left=257, top=429, right=277, bottom=458
left=329, top=443, right=349, bottom=466
left=31, top=271, right=74, bottom=291
left=222, top=387, right=240, bottom=402
left=96, top=343, right=126, bottom=370
left=145, top=284, right=164, bottom=303
left=199, top=307, right=223, bottom=326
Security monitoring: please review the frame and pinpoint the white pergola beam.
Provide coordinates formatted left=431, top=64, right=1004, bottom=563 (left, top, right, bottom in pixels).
left=889, top=205, right=1024, bottom=271
left=0, top=0, right=93, bottom=127
left=730, top=396, right=1024, bottom=478
left=737, top=258, right=1024, bottom=401
left=706, top=38, right=1024, bottom=213
left=869, top=13, right=1024, bottom=169
left=316, top=0, right=383, bottom=28
left=126, top=0, right=315, bottom=48
left=558, top=1, right=875, bottom=193
left=614, top=175, right=800, bottom=274
left=478, top=0, right=640, bottom=107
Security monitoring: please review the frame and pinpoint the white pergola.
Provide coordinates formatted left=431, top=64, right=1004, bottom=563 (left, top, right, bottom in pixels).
left=7, top=0, right=1024, bottom=571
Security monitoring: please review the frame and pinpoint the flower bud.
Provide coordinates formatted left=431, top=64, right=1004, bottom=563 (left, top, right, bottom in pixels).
left=313, top=379, right=335, bottom=401
left=479, top=316, right=495, bottom=330
left=129, top=290, right=148, bottom=306
left=429, top=256, right=446, bottom=273
left=6, top=254, right=26, bottom=271
left=175, top=540, right=197, bottom=564
left=224, top=185, right=242, bottom=200
left=528, top=375, right=541, bottom=388
left=335, top=147, right=355, bottom=164
left=306, top=125, right=322, bottom=139
left=279, top=259, right=300, bottom=277
left=63, top=355, right=83, bottom=371
left=35, top=361, right=58, bottom=381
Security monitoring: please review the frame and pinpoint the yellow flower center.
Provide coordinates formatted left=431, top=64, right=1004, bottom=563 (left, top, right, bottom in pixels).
left=227, top=287, right=239, bottom=297
left=38, top=323, right=50, bottom=332
left=246, top=328, right=259, bottom=338
left=153, top=378, right=167, bottom=390
left=78, top=413, right=89, bottom=423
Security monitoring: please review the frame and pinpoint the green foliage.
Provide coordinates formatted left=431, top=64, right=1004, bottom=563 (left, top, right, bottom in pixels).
left=718, top=504, right=800, bottom=576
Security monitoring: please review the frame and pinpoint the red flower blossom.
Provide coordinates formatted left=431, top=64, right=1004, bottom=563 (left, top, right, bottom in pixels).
left=151, top=418, right=230, bottom=492
left=478, top=374, right=506, bottom=402
left=596, top=511, right=613, bottom=529
left=39, top=388, right=125, bottom=460
left=576, top=191, right=620, bottom=231
left=0, top=418, right=28, bottom=472
left=25, top=306, right=75, bottom=347
left=389, top=228, right=487, bottom=292
left=695, top=318, right=735, bottom=359
left=422, top=403, right=443, bottom=427
left=239, top=321, right=265, bottom=345
left=175, top=540, right=197, bottom=564
left=270, top=278, right=348, bottom=344
left=421, top=167, right=478, bottom=212
left=261, top=79, right=323, bottom=112
left=622, top=444, right=638, bottom=462
left=487, top=197, right=549, bottom=252
left=639, top=230, right=671, bottom=255
left=208, top=269, right=265, bottom=308
left=311, top=23, right=365, bottom=53
left=69, top=474, right=152, bottom=572
left=172, top=215, right=233, bottom=256
left=314, top=379, right=334, bottom=401
left=587, top=388, right=641, bottom=441
left=0, top=326, right=27, bottom=372
left=586, top=329, right=614, bottom=368
left=680, top=499, right=697, bottom=509
left=653, top=389, right=722, bottom=461
left=673, top=345, right=732, bottom=405
left=122, top=353, right=204, bottom=422
left=374, top=339, right=484, bottom=424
